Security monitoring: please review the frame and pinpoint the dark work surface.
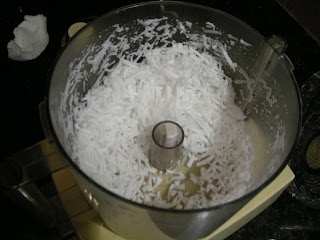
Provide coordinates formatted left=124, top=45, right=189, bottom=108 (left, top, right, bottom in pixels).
left=277, top=0, right=320, bottom=44
left=228, top=191, right=320, bottom=240
left=0, top=0, right=319, bottom=239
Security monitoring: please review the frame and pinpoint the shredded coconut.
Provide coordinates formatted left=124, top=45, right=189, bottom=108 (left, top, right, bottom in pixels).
left=240, top=39, right=252, bottom=47
left=65, top=18, right=255, bottom=209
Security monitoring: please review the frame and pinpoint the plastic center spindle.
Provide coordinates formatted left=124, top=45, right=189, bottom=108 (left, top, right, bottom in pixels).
left=149, top=121, right=184, bottom=170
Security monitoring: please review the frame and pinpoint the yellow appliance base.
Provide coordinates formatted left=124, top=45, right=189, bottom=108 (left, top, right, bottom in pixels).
left=40, top=139, right=295, bottom=240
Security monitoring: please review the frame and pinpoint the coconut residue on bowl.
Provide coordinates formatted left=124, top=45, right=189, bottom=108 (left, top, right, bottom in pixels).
left=64, top=17, right=256, bottom=209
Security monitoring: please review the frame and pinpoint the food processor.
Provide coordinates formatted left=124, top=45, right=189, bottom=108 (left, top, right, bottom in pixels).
left=48, top=2, right=301, bottom=239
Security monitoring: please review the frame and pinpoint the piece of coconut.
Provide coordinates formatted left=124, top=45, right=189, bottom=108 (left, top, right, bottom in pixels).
left=7, top=14, right=49, bottom=61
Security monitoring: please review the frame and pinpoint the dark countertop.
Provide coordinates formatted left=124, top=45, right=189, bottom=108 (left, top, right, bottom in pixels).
left=1, top=0, right=319, bottom=239
left=229, top=191, right=320, bottom=240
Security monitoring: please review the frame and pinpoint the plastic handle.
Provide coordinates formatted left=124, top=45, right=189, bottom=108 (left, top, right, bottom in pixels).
left=267, top=35, right=288, bottom=54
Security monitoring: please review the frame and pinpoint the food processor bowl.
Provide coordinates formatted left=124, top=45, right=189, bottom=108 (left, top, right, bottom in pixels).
left=48, top=2, right=301, bottom=239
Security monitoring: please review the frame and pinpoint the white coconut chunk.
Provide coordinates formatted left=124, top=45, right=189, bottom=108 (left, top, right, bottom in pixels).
left=7, top=14, right=49, bottom=61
